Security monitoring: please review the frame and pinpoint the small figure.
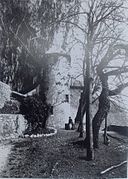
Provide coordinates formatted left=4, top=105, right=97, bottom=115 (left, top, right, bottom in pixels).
left=68, top=117, right=74, bottom=130
left=65, top=117, right=75, bottom=130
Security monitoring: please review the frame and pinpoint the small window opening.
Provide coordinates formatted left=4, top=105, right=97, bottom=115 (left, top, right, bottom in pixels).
left=50, top=106, right=54, bottom=115
left=65, top=94, right=69, bottom=102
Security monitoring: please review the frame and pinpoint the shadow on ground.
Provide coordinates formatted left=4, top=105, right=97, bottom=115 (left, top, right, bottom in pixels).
left=0, top=129, right=127, bottom=178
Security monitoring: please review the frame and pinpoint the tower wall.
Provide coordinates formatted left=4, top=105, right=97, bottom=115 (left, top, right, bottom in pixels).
left=45, top=55, right=71, bottom=129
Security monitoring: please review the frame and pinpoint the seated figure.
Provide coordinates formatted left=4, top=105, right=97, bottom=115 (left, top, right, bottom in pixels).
left=68, top=117, right=74, bottom=130
left=65, top=117, right=75, bottom=130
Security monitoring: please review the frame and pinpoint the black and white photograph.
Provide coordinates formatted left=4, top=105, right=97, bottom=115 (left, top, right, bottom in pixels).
left=0, top=0, right=128, bottom=178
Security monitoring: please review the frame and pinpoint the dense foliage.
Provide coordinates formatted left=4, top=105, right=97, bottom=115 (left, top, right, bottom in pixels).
left=20, top=94, right=51, bottom=134
left=0, top=0, right=79, bottom=92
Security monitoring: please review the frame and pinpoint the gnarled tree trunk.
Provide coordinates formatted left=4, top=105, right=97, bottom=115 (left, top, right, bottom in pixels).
left=75, top=94, right=83, bottom=124
left=92, top=72, right=110, bottom=148
left=75, top=91, right=87, bottom=137
left=75, top=91, right=86, bottom=123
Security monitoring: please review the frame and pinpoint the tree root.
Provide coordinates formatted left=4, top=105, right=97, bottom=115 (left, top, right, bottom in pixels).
left=100, top=161, right=127, bottom=175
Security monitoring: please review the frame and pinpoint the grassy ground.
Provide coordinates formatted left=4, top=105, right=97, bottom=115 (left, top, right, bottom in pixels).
left=0, top=129, right=128, bottom=178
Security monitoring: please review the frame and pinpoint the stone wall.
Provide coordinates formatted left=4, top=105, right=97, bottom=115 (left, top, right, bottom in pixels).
left=0, top=81, right=27, bottom=139
left=0, top=114, right=27, bottom=140
left=0, top=82, right=11, bottom=109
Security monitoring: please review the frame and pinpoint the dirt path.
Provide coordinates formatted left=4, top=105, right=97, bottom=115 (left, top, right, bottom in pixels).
left=0, top=143, right=12, bottom=173
left=0, top=129, right=127, bottom=178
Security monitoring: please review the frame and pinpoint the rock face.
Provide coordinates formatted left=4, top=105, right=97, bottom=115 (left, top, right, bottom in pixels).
left=45, top=54, right=71, bottom=128
left=0, top=82, right=11, bottom=109
left=0, top=114, right=27, bottom=140
left=0, top=81, right=27, bottom=138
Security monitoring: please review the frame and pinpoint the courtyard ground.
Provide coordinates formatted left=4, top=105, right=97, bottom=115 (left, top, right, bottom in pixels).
left=0, top=129, right=127, bottom=178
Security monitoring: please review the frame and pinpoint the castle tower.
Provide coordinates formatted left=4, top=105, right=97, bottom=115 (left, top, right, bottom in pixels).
left=43, top=53, right=71, bottom=129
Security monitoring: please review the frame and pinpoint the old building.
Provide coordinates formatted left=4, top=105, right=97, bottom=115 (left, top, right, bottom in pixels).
left=43, top=53, right=71, bottom=128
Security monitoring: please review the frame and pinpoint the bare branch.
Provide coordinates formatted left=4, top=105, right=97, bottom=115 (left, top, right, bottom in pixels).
left=109, top=82, right=128, bottom=96
left=94, top=3, right=123, bottom=27
left=16, top=15, right=26, bottom=36
left=100, top=161, right=127, bottom=175
left=106, top=67, right=128, bottom=76
left=9, top=27, right=33, bottom=58
left=59, top=20, right=86, bottom=33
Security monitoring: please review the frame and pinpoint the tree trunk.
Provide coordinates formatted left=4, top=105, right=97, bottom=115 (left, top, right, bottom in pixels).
left=92, top=72, right=110, bottom=148
left=75, top=91, right=86, bottom=138
left=79, top=93, right=84, bottom=137
left=75, top=92, right=86, bottom=124
left=104, top=116, right=109, bottom=145
left=75, top=95, right=82, bottom=124
left=92, top=106, right=109, bottom=148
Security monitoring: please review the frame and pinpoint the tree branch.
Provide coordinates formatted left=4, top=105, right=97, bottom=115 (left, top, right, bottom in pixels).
left=94, top=3, right=123, bottom=27
left=60, top=20, right=86, bottom=33
left=100, top=161, right=127, bottom=175
left=109, top=82, right=128, bottom=96
left=106, top=67, right=128, bottom=76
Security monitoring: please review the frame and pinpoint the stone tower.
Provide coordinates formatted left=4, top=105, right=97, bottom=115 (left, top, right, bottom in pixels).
left=43, top=53, right=71, bottom=129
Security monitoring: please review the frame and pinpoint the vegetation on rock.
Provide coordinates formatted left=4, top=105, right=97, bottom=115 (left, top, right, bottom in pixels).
left=20, top=94, right=51, bottom=135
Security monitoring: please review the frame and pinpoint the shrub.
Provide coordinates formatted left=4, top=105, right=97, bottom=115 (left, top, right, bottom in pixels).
left=20, top=94, right=50, bottom=134
left=0, top=100, right=20, bottom=114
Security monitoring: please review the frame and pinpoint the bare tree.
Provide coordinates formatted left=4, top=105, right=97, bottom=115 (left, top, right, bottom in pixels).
left=72, top=0, right=128, bottom=151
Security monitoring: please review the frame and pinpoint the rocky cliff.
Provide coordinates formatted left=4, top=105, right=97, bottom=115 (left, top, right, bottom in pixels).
left=0, top=82, right=11, bottom=109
